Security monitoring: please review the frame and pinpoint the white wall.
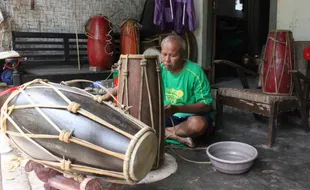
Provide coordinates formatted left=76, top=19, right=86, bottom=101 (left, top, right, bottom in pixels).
left=277, top=0, right=310, bottom=41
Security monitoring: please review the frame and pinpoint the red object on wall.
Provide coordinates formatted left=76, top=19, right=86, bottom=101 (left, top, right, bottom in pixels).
left=87, top=15, right=114, bottom=70
left=304, top=46, right=310, bottom=61
left=120, top=19, right=141, bottom=54
left=262, top=30, right=295, bottom=95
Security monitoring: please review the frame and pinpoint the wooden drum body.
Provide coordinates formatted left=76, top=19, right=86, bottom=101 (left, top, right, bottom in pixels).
left=87, top=15, right=114, bottom=70
left=120, top=19, right=141, bottom=54
left=263, top=30, right=295, bottom=95
left=0, top=79, right=157, bottom=184
left=117, top=55, right=165, bottom=169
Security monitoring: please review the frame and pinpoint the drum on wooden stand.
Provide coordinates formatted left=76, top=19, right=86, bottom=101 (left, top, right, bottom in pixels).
left=262, top=30, right=295, bottom=95
left=120, top=19, right=141, bottom=54
left=117, top=55, right=165, bottom=169
left=0, top=79, right=158, bottom=184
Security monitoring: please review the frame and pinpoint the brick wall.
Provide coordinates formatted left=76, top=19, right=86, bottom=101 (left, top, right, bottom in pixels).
left=0, top=0, right=146, bottom=51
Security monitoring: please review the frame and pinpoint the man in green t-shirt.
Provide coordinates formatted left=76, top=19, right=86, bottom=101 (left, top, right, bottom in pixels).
left=160, top=35, right=213, bottom=147
left=102, top=35, right=213, bottom=147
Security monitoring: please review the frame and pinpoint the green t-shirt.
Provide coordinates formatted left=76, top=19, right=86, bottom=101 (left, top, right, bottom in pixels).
left=161, top=60, right=213, bottom=118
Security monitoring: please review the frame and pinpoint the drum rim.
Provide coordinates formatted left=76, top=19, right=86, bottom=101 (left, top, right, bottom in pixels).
left=120, top=54, right=159, bottom=59
left=123, top=126, right=157, bottom=182
left=128, top=131, right=157, bottom=181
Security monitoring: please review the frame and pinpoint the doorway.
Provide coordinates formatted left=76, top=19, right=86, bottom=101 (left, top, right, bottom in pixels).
left=213, top=0, right=270, bottom=84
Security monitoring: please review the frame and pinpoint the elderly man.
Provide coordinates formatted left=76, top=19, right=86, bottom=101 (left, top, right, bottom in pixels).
left=160, top=35, right=213, bottom=147
left=102, top=34, right=213, bottom=147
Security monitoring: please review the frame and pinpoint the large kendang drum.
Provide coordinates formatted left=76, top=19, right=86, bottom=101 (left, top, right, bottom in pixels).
left=0, top=79, right=158, bottom=184
left=117, top=55, right=165, bottom=169
left=262, top=30, right=295, bottom=95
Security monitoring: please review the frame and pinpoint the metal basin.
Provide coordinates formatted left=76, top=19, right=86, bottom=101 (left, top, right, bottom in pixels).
left=206, top=141, right=258, bottom=174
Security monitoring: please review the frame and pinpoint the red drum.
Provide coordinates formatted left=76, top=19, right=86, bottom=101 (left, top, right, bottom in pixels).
left=117, top=55, right=165, bottom=169
left=120, top=19, right=141, bottom=54
left=304, top=46, right=310, bottom=60
left=262, top=30, right=295, bottom=95
left=87, top=15, right=114, bottom=70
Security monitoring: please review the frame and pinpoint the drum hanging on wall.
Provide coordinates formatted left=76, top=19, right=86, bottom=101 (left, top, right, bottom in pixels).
left=87, top=15, right=114, bottom=70
left=120, top=19, right=141, bottom=54
left=262, top=30, right=295, bottom=95
left=0, top=79, right=158, bottom=184
left=117, top=55, right=165, bottom=169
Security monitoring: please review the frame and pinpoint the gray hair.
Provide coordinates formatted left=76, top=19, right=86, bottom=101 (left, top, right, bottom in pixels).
left=161, top=35, right=186, bottom=53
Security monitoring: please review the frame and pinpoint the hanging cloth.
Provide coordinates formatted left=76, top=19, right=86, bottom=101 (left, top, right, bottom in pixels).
left=153, top=0, right=196, bottom=34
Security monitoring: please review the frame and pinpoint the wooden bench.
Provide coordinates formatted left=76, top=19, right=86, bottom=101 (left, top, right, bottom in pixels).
left=8, top=31, right=120, bottom=85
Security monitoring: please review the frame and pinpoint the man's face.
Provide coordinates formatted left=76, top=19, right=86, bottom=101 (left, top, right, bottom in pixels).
left=161, top=40, right=184, bottom=73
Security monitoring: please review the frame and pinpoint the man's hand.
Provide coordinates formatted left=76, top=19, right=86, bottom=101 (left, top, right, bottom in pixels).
left=164, top=104, right=178, bottom=117
left=100, top=86, right=118, bottom=102
left=101, top=93, right=111, bottom=101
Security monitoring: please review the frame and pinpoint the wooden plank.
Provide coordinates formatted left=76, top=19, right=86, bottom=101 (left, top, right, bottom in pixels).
left=69, top=47, right=87, bottom=51
left=14, top=48, right=64, bottom=51
left=21, top=54, right=64, bottom=58
left=15, top=41, right=64, bottom=45
left=13, top=32, right=87, bottom=39
left=219, top=95, right=270, bottom=116
left=69, top=41, right=87, bottom=45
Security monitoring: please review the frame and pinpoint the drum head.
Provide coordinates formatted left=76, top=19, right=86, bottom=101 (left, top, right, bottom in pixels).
left=143, top=48, right=161, bottom=64
left=129, top=131, right=157, bottom=181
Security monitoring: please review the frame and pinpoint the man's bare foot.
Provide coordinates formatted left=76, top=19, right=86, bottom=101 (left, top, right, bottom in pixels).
left=177, top=137, right=195, bottom=148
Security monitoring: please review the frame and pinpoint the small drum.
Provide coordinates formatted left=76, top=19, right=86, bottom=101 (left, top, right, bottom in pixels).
left=262, top=30, right=295, bottom=95
left=117, top=55, right=165, bottom=169
left=120, top=19, right=141, bottom=54
left=0, top=79, right=157, bottom=184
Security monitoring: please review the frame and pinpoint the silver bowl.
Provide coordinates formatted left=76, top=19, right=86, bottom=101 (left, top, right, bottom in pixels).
left=206, top=141, right=258, bottom=174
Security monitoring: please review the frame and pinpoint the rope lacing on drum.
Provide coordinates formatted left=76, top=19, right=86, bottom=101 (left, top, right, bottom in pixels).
left=140, top=58, right=147, bottom=66
left=60, top=157, right=72, bottom=170
left=59, top=130, right=73, bottom=143
left=93, top=95, right=104, bottom=103
left=33, top=79, right=49, bottom=83
left=67, top=102, right=81, bottom=113
left=64, top=172, right=85, bottom=182
left=123, top=70, right=129, bottom=77
left=60, top=81, right=68, bottom=86
left=120, top=104, right=132, bottom=114
left=156, top=65, right=161, bottom=72
left=73, top=173, right=84, bottom=182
